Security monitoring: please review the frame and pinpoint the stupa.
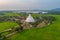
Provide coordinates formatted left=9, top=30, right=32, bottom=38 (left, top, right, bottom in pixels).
left=25, top=14, right=35, bottom=22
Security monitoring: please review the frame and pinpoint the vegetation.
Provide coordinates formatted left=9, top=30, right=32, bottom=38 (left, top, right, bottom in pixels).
left=0, top=13, right=60, bottom=40
left=8, top=14, right=60, bottom=40
left=0, top=22, right=17, bottom=32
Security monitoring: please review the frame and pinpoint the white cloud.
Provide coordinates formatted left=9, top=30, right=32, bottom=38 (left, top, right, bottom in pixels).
left=0, top=0, right=60, bottom=10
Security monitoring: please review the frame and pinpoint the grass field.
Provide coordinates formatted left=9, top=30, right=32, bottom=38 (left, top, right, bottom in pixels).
left=0, top=14, right=60, bottom=40
left=4, top=13, right=20, bottom=16
left=0, top=22, right=17, bottom=32
left=9, top=14, right=60, bottom=40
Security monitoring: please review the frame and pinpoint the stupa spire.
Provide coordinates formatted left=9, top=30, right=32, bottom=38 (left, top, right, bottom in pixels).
left=25, top=14, right=35, bottom=22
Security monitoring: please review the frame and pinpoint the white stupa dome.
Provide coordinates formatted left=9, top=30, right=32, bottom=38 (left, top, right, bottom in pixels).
left=25, top=14, right=35, bottom=22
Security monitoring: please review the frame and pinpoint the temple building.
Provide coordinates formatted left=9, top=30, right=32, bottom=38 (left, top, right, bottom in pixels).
left=25, top=14, right=35, bottom=22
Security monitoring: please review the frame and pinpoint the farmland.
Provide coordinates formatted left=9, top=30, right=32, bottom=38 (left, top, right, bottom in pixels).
left=0, top=13, right=60, bottom=40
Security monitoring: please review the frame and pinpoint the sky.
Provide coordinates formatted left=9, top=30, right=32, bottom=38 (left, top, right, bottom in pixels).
left=0, top=0, right=60, bottom=10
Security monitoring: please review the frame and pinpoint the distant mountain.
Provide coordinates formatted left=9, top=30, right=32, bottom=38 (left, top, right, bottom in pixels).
left=48, top=8, right=60, bottom=14
left=51, top=8, right=60, bottom=12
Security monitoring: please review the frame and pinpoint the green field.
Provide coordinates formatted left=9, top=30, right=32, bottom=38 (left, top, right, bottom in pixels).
left=0, top=14, right=60, bottom=40
left=4, top=13, right=20, bottom=16
left=0, top=22, right=17, bottom=32
left=10, top=14, right=60, bottom=40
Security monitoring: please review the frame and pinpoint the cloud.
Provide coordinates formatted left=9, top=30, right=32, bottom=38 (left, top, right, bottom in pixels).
left=0, top=0, right=60, bottom=10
